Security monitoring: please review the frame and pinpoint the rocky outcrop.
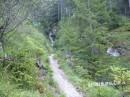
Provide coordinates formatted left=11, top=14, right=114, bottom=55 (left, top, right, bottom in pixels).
left=107, top=47, right=127, bottom=57
left=49, top=28, right=56, bottom=47
left=36, top=58, right=47, bottom=80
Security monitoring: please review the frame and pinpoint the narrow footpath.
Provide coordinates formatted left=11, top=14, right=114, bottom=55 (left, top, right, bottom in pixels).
left=49, top=54, right=83, bottom=97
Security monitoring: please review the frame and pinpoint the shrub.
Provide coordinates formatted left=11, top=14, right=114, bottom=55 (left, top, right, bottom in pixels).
left=4, top=49, right=37, bottom=88
left=88, top=87, right=120, bottom=97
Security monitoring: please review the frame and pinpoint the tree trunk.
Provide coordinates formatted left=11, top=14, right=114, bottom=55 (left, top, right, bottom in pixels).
left=0, top=41, right=4, bottom=53
left=0, top=39, right=7, bottom=58
left=109, top=0, right=112, bottom=11
left=0, top=39, right=7, bottom=66
left=129, top=0, right=130, bottom=8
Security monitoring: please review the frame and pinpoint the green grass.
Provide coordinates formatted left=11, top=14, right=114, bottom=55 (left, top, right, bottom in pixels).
left=58, top=57, right=82, bottom=85
left=56, top=24, right=130, bottom=96
left=0, top=21, right=63, bottom=97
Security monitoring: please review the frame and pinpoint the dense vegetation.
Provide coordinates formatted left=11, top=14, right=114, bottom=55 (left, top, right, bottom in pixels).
left=55, top=0, right=130, bottom=96
left=0, top=0, right=130, bottom=97
left=0, top=0, right=64, bottom=97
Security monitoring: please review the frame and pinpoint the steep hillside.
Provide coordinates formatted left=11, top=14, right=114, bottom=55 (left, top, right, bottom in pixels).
left=0, top=22, right=64, bottom=97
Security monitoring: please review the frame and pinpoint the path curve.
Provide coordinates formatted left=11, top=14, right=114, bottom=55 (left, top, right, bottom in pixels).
left=49, top=54, right=83, bottom=97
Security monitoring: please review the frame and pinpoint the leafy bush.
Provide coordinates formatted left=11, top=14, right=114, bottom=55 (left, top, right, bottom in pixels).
left=88, top=87, right=120, bottom=97
left=3, top=49, right=37, bottom=88
left=0, top=80, right=41, bottom=97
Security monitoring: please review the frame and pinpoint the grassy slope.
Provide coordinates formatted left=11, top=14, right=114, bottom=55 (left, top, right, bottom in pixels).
left=56, top=25, right=130, bottom=96
left=0, top=22, right=64, bottom=97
